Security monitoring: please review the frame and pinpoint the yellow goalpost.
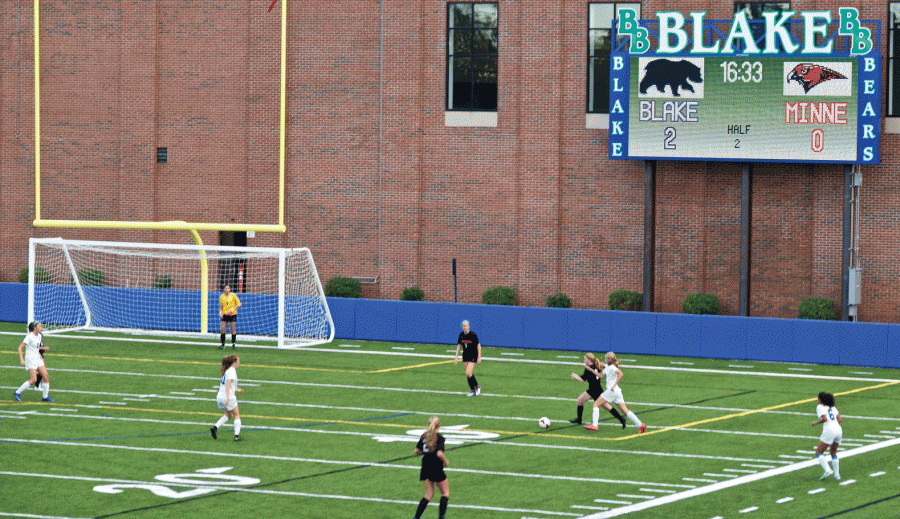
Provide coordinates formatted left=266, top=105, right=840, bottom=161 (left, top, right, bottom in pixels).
left=31, top=0, right=289, bottom=333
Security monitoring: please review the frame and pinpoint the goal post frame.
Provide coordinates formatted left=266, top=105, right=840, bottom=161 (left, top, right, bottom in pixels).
left=28, top=238, right=335, bottom=348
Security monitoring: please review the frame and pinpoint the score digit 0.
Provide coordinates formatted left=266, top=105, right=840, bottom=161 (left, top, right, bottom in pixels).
left=811, top=129, right=825, bottom=153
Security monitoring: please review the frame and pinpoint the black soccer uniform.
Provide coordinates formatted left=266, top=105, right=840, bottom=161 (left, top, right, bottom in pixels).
left=458, top=331, right=480, bottom=362
left=416, top=433, right=447, bottom=482
left=583, top=367, right=605, bottom=399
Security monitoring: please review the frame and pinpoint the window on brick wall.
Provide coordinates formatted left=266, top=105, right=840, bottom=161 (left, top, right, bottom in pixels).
left=447, top=3, right=498, bottom=111
left=890, top=4, right=900, bottom=116
left=588, top=3, right=640, bottom=114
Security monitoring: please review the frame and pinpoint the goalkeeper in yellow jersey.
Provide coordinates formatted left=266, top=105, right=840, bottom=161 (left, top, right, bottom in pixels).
left=219, top=284, right=241, bottom=350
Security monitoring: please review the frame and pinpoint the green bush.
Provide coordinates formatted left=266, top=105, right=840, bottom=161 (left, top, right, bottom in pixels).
left=400, top=286, right=425, bottom=301
left=482, top=286, right=516, bottom=306
left=799, top=297, right=839, bottom=320
left=18, top=267, right=50, bottom=284
left=682, top=293, right=720, bottom=315
left=70, top=268, right=104, bottom=287
left=325, top=276, right=362, bottom=298
left=546, top=292, right=572, bottom=308
left=608, top=289, right=643, bottom=311
left=153, top=275, right=174, bottom=289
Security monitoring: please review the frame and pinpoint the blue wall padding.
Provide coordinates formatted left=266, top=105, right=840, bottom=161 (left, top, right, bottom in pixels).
left=3, top=282, right=900, bottom=368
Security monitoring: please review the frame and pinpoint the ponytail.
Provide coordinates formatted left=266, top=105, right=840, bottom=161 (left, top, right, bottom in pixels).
left=585, top=352, right=601, bottom=370
left=221, top=354, right=239, bottom=375
left=424, top=416, right=441, bottom=452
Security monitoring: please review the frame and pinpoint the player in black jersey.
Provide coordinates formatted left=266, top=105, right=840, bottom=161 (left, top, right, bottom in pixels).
left=412, top=416, right=450, bottom=519
left=454, top=320, right=482, bottom=396
left=569, top=353, right=626, bottom=427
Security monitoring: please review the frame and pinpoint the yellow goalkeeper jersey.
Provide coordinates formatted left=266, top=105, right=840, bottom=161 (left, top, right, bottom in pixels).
left=220, top=293, right=241, bottom=316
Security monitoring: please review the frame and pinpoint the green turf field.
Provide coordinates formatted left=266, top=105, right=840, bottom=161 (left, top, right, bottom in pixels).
left=1, top=321, right=899, bottom=519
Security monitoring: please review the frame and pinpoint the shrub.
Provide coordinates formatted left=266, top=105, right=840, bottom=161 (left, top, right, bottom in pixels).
left=608, top=289, right=643, bottom=311
left=799, top=297, right=839, bottom=320
left=682, top=293, right=720, bottom=315
left=70, top=268, right=104, bottom=286
left=482, top=286, right=516, bottom=306
left=153, top=275, right=174, bottom=289
left=546, top=292, right=572, bottom=308
left=325, top=276, right=362, bottom=298
left=18, top=267, right=50, bottom=284
left=400, top=286, right=425, bottom=301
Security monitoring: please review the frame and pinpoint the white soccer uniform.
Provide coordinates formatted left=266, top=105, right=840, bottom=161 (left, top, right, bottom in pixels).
left=600, top=364, right=624, bottom=405
left=216, top=366, right=239, bottom=411
left=22, top=332, right=45, bottom=371
left=816, top=404, right=842, bottom=445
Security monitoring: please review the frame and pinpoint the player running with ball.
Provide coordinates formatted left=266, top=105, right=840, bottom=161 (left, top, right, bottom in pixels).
left=812, top=391, right=843, bottom=480
left=584, top=352, right=645, bottom=434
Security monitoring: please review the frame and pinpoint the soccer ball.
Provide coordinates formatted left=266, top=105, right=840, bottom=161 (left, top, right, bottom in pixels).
left=538, top=417, right=551, bottom=429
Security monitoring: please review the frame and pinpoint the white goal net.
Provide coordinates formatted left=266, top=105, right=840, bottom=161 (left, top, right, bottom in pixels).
left=28, top=238, right=334, bottom=348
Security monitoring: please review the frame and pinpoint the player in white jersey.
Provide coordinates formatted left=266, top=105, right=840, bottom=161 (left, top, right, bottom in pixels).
left=211, top=354, right=244, bottom=441
left=13, top=322, right=53, bottom=402
left=584, top=352, right=645, bottom=433
left=811, top=391, right=843, bottom=480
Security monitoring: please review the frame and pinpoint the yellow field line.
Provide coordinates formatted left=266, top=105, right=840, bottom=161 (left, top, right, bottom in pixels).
left=0, top=350, right=445, bottom=374
left=634, top=380, right=900, bottom=440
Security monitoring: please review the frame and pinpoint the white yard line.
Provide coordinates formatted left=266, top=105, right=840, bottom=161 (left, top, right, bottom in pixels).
left=0, top=471, right=579, bottom=517
left=0, top=513, right=91, bottom=519
left=775, top=497, right=793, bottom=504
left=580, top=437, right=900, bottom=519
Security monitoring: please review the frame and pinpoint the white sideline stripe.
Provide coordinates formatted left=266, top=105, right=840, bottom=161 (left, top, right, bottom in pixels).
left=741, top=464, right=775, bottom=469
left=580, top=437, right=900, bottom=519
left=97, top=401, right=126, bottom=405
left=392, top=347, right=415, bottom=351
left=776, top=497, right=794, bottom=503
left=879, top=431, right=900, bottom=435
left=682, top=478, right=716, bottom=483
left=639, top=488, right=676, bottom=494
left=870, top=471, right=886, bottom=477
left=595, top=499, right=631, bottom=505
left=570, top=506, right=608, bottom=510
left=339, top=344, right=360, bottom=348
left=840, top=479, right=856, bottom=486
left=168, top=392, right=195, bottom=395
left=865, top=434, right=894, bottom=439
left=0, top=415, right=26, bottom=419
left=722, top=469, right=756, bottom=474
left=557, top=356, right=579, bottom=359
left=779, top=455, right=809, bottom=460
left=808, top=488, right=826, bottom=494
left=616, top=494, right=654, bottom=499
left=795, top=450, right=814, bottom=454
left=729, top=365, right=754, bottom=368
left=739, top=506, right=759, bottom=513
left=620, top=359, right=636, bottom=363
left=850, top=371, right=873, bottom=375
left=501, top=353, right=524, bottom=356
left=122, top=398, right=150, bottom=402
left=0, top=472, right=579, bottom=517
left=703, top=473, right=738, bottom=478
left=788, top=368, right=812, bottom=371
left=0, top=439, right=687, bottom=487
left=0, top=513, right=90, bottom=519
left=670, top=362, right=693, bottom=365
left=49, top=408, right=78, bottom=412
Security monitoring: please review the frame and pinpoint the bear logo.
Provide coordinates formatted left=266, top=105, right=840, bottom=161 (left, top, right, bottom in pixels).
left=639, top=59, right=704, bottom=97
left=786, top=63, right=847, bottom=94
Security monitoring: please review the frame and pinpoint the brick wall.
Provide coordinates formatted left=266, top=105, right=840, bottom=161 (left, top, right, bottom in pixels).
left=1, top=0, right=898, bottom=322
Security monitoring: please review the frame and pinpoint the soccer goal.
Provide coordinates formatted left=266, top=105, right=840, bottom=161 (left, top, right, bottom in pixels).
left=27, top=238, right=334, bottom=348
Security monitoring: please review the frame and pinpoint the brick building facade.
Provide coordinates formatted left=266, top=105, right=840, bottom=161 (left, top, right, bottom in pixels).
left=0, top=1, right=898, bottom=321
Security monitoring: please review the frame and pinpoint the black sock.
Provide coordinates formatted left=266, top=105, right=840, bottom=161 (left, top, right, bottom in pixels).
left=576, top=405, right=584, bottom=422
left=414, top=497, right=430, bottom=518
left=232, top=334, right=236, bottom=346
left=470, top=375, right=478, bottom=388
left=609, top=408, right=626, bottom=427
left=35, top=374, right=43, bottom=387
left=220, top=333, right=225, bottom=346
left=439, top=495, right=449, bottom=517
left=466, top=376, right=475, bottom=390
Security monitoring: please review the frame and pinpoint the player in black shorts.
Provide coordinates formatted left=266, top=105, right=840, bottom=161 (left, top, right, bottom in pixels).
left=33, top=344, right=47, bottom=391
left=453, top=320, right=482, bottom=396
left=412, top=416, right=450, bottom=519
left=570, top=352, right=626, bottom=427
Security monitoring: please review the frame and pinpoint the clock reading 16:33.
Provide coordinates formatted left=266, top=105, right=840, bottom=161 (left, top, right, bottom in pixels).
left=720, top=61, right=762, bottom=83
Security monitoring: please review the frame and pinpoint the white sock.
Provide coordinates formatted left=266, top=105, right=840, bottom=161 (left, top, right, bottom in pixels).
left=214, top=415, right=229, bottom=429
left=831, top=455, right=840, bottom=477
left=626, top=411, right=642, bottom=427
left=234, top=419, right=242, bottom=436
left=16, top=381, right=31, bottom=394
left=41, top=382, right=49, bottom=399
left=592, top=407, right=600, bottom=426
left=817, top=454, right=831, bottom=473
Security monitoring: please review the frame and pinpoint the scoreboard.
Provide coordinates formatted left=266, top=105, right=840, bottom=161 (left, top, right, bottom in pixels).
left=608, top=11, right=881, bottom=164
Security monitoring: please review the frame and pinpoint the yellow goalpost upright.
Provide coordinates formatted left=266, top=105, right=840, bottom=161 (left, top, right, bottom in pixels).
left=31, top=0, right=289, bottom=334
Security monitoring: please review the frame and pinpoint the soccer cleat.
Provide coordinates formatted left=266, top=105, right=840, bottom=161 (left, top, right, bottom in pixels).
left=466, top=390, right=475, bottom=397
left=820, top=471, right=834, bottom=480
left=234, top=435, right=241, bottom=442
left=13, top=392, right=21, bottom=402
left=41, top=397, right=54, bottom=402
left=638, top=423, right=646, bottom=434
left=568, top=418, right=582, bottom=424
left=475, top=385, right=481, bottom=396
left=210, top=427, right=218, bottom=439
left=583, top=424, right=598, bottom=431
left=217, top=345, right=224, bottom=350
left=620, top=418, right=627, bottom=429
left=232, top=344, right=235, bottom=350
left=834, top=475, right=841, bottom=481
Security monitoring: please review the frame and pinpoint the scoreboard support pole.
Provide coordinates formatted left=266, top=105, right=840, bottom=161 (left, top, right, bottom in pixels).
left=739, top=164, right=753, bottom=317
left=643, top=160, right=656, bottom=313
left=842, top=165, right=852, bottom=322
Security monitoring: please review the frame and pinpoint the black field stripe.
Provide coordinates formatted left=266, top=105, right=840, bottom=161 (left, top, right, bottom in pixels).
left=816, top=493, right=900, bottom=518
